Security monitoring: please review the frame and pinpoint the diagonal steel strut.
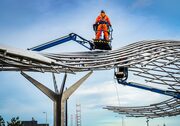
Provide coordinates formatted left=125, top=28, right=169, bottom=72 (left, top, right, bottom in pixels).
left=21, top=71, right=93, bottom=126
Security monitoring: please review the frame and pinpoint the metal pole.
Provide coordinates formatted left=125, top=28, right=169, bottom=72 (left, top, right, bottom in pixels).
left=43, top=112, right=48, bottom=126
left=121, top=116, right=123, bottom=126
left=65, top=88, right=68, bottom=126
left=115, top=116, right=124, bottom=126
left=146, top=118, right=149, bottom=126
left=65, top=99, right=68, bottom=126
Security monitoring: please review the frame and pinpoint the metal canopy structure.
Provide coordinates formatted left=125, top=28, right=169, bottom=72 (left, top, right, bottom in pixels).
left=0, top=33, right=180, bottom=123
left=0, top=40, right=180, bottom=73
left=104, top=98, right=180, bottom=118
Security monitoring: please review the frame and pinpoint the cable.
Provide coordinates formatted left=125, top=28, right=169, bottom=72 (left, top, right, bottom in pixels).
left=114, top=79, right=121, bottom=106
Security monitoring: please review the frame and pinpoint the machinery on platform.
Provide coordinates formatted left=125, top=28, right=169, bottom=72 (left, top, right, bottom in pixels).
left=114, top=67, right=128, bottom=82
left=114, top=65, right=180, bottom=99
left=29, top=33, right=94, bottom=51
left=29, top=30, right=113, bottom=51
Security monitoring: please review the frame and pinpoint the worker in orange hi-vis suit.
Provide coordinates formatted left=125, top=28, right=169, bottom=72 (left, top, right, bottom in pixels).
left=95, top=10, right=112, bottom=41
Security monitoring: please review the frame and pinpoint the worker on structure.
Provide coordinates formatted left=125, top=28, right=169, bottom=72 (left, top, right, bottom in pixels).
left=94, top=10, right=112, bottom=41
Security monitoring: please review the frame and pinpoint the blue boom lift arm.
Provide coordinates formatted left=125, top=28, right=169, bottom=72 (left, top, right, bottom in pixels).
left=118, top=81, right=180, bottom=99
left=29, top=33, right=94, bottom=51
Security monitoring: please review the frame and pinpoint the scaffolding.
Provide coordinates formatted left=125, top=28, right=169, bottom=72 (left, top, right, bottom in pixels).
left=76, top=104, right=81, bottom=126
left=71, top=114, right=73, bottom=126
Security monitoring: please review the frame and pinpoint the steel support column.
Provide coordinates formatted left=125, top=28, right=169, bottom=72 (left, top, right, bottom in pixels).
left=21, top=71, right=92, bottom=126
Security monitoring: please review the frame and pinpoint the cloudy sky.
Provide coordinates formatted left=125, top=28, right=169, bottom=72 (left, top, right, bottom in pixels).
left=0, top=0, right=180, bottom=126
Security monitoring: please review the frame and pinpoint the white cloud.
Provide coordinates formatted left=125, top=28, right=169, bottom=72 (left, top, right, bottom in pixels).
left=74, top=80, right=170, bottom=108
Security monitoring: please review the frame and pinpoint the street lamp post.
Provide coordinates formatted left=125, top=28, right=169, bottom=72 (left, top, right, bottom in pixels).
left=121, top=116, right=124, bottom=126
left=146, top=118, right=149, bottom=126
left=115, top=116, right=124, bottom=126
left=43, top=112, right=48, bottom=126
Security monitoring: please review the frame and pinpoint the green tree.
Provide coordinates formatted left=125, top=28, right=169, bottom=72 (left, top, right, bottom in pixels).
left=7, top=117, right=22, bottom=126
left=0, top=115, right=5, bottom=126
